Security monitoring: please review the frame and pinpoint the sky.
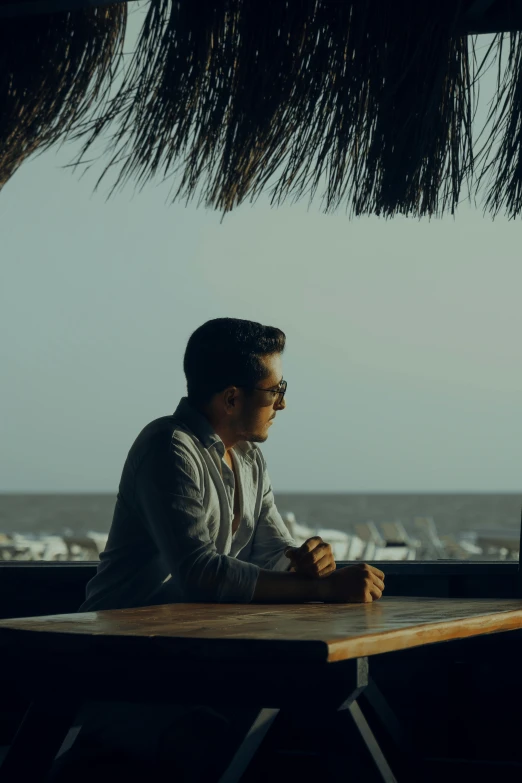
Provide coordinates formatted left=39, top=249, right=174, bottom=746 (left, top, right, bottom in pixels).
left=1, top=20, right=521, bottom=494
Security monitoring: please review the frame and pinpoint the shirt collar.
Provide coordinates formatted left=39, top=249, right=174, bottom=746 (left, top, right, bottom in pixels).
left=172, top=397, right=257, bottom=461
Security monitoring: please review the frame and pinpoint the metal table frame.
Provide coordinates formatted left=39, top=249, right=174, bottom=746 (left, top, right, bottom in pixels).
left=0, top=654, right=397, bottom=782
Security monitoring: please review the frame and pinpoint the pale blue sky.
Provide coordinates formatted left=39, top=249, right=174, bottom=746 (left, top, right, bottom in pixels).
left=1, top=21, right=521, bottom=493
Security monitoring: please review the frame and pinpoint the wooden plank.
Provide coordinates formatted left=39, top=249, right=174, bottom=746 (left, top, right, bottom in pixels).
left=0, top=597, right=521, bottom=664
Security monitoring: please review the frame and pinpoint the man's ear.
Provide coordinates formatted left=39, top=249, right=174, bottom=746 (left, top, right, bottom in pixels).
left=223, top=386, right=238, bottom=412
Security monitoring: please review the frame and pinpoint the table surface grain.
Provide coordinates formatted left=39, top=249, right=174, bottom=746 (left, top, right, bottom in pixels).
left=0, top=597, right=521, bottom=663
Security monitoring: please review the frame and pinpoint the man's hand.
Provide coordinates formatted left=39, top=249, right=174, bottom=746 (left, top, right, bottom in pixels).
left=285, top=537, right=336, bottom=578
left=321, top=562, right=385, bottom=603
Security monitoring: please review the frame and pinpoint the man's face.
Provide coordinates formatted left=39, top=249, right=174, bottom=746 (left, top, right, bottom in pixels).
left=235, top=353, right=286, bottom=443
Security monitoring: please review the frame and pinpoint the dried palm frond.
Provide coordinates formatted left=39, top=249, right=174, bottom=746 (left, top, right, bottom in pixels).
left=73, top=0, right=477, bottom=219
left=0, top=3, right=127, bottom=189
left=6, top=0, right=522, bottom=219
left=476, top=32, right=522, bottom=218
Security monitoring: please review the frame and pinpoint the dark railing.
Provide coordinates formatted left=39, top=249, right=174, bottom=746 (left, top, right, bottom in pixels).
left=0, top=559, right=518, bottom=620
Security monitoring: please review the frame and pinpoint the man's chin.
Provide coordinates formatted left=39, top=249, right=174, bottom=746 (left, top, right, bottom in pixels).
left=249, top=432, right=269, bottom=443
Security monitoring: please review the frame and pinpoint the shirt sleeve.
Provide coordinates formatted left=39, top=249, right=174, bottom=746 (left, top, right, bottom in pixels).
left=248, top=454, right=297, bottom=571
left=134, top=439, right=260, bottom=603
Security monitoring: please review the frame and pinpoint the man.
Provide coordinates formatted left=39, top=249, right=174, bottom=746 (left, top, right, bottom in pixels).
left=81, top=317, right=384, bottom=611
left=67, top=318, right=384, bottom=781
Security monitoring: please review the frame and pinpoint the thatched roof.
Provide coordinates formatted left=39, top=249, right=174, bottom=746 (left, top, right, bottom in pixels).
left=2, top=0, right=522, bottom=219
left=0, top=1, right=126, bottom=188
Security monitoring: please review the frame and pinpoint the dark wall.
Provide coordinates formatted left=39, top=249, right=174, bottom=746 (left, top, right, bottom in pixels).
left=0, top=563, right=96, bottom=619
left=0, top=561, right=517, bottom=620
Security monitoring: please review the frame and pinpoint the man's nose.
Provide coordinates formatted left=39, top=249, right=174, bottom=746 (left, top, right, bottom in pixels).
left=276, top=396, right=286, bottom=411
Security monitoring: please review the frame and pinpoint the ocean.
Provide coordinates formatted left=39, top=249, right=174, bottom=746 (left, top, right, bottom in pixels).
left=0, top=493, right=520, bottom=538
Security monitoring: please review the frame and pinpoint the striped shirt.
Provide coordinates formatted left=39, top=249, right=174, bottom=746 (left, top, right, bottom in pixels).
left=80, top=397, right=295, bottom=611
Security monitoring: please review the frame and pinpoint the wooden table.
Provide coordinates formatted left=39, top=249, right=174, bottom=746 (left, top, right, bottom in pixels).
left=1, top=596, right=522, bottom=782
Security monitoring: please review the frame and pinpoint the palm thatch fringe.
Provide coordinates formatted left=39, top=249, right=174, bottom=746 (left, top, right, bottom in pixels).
left=73, top=0, right=478, bottom=218
left=5, top=0, right=522, bottom=219
left=477, top=32, right=522, bottom=217
left=0, top=3, right=126, bottom=189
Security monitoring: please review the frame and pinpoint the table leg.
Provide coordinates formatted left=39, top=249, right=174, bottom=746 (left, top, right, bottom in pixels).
left=217, top=708, right=280, bottom=783
left=361, top=676, right=412, bottom=755
left=0, top=697, right=77, bottom=781
left=221, top=700, right=398, bottom=783
left=345, top=700, right=398, bottom=783
left=219, top=657, right=398, bottom=783
left=336, top=658, right=398, bottom=782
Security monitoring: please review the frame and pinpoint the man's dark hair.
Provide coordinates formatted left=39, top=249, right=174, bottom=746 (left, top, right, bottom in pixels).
left=184, top=318, right=286, bottom=407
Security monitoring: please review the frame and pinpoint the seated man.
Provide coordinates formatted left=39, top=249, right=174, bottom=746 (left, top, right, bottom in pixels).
left=68, top=317, right=384, bottom=780
left=81, top=317, right=384, bottom=611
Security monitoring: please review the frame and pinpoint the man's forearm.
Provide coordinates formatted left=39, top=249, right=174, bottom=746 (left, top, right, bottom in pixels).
left=252, top=568, right=330, bottom=603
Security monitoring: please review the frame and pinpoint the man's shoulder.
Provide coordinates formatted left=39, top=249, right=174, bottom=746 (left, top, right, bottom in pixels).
left=130, top=416, right=203, bottom=460
left=125, top=417, right=208, bottom=490
left=170, top=423, right=204, bottom=456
